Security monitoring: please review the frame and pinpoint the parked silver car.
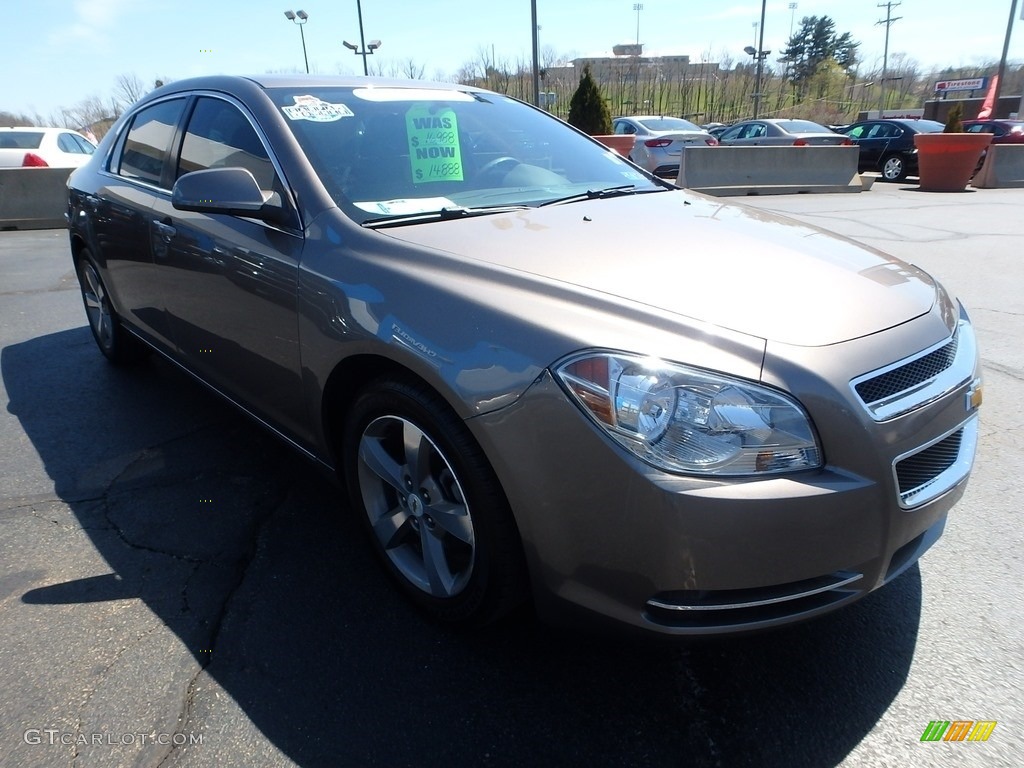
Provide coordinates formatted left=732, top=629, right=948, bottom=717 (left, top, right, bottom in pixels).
left=67, top=76, right=980, bottom=636
left=717, top=118, right=852, bottom=147
left=612, top=115, right=718, bottom=176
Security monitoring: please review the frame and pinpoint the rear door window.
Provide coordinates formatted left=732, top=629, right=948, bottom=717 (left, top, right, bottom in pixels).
left=117, top=99, right=187, bottom=187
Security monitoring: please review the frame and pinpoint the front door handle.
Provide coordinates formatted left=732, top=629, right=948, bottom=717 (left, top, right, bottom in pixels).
left=154, top=220, right=177, bottom=242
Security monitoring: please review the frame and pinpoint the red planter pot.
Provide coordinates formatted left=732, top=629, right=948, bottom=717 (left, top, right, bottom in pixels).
left=914, top=132, right=993, bottom=192
left=593, top=134, right=636, bottom=157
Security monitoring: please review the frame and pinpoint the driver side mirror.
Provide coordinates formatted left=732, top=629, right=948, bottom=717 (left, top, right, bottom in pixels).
left=172, top=167, right=294, bottom=227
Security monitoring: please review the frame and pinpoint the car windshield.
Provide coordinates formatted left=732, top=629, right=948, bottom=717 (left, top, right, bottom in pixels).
left=267, top=86, right=662, bottom=224
left=638, top=117, right=702, bottom=132
left=775, top=120, right=833, bottom=134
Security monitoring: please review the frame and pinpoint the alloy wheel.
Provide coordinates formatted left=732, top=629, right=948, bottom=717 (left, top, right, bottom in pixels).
left=356, top=415, right=476, bottom=598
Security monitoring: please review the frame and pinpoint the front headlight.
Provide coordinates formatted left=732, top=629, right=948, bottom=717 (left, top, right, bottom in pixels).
left=555, top=351, right=822, bottom=476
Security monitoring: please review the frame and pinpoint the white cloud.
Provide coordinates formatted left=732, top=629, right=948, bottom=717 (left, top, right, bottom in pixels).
left=48, top=0, right=134, bottom=49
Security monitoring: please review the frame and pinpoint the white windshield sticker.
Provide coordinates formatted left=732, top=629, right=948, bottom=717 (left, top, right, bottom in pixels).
left=282, top=95, right=354, bottom=122
left=354, top=197, right=459, bottom=215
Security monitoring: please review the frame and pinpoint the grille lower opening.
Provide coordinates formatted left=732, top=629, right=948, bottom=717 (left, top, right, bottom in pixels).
left=896, top=429, right=963, bottom=495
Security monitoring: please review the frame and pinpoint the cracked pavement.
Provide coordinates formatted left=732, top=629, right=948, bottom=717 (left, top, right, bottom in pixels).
left=2, top=184, right=1023, bottom=768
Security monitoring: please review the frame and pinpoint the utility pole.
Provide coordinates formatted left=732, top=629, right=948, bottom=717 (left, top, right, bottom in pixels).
left=876, top=1, right=902, bottom=118
left=993, top=0, right=1019, bottom=115
left=531, top=0, right=540, bottom=106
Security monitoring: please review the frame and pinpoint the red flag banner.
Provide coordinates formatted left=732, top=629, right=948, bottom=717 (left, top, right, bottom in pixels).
left=978, top=75, right=999, bottom=119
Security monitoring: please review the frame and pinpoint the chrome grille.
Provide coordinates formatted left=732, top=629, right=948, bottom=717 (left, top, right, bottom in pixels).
left=855, top=334, right=958, bottom=406
left=850, top=316, right=976, bottom=422
left=896, top=429, right=962, bottom=495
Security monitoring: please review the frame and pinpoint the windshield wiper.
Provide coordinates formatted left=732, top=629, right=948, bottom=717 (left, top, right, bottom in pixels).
left=539, top=184, right=645, bottom=207
left=362, top=204, right=529, bottom=229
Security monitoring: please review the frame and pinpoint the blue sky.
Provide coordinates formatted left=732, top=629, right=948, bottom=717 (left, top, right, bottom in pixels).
left=3, top=0, right=1021, bottom=119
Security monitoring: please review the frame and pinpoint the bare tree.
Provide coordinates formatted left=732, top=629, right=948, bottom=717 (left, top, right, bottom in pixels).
left=399, top=58, right=426, bottom=80
left=113, top=73, right=147, bottom=112
left=0, top=110, right=38, bottom=126
left=53, top=95, right=111, bottom=134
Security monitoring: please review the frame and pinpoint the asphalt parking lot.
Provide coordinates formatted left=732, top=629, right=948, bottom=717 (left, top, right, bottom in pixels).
left=1, top=181, right=1021, bottom=767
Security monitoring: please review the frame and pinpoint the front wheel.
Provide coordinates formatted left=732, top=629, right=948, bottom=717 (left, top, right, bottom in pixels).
left=880, top=154, right=907, bottom=182
left=342, top=377, right=527, bottom=625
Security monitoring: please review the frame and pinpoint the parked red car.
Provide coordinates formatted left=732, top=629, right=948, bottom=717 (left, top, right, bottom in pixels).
left=962, top=119, right=1024, bottom=143
left=963, top=119, right=1024, bottom=173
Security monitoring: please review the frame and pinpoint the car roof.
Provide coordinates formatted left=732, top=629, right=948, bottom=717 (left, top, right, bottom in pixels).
left=146, top=74, right=486, bottom=100
left=617, top=115, right=686, bottom=121
left=0, top=126, right=74, bottom=132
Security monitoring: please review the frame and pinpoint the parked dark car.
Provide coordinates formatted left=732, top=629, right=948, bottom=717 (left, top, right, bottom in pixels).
left=837, top=119, right=945, bottom=181
left=66, top=75, right=981, bottom=637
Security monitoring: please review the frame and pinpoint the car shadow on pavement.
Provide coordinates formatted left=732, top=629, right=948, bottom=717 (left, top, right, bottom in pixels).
left=4, top=328, right=922, bottom=768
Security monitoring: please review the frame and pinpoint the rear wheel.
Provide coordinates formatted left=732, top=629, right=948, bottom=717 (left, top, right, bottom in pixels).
left=75, top=250, right=147, bottom=364
left=343, top=377, right=527, bottom=625
left=880, top=154, right=907, bottom=182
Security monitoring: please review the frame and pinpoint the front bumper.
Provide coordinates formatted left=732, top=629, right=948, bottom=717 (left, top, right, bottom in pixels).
left=469, top=310, right=980, bottom=636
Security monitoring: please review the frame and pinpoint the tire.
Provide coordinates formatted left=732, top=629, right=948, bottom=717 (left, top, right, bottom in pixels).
left=342, top=377, right=527, bottom=625
left=76, top=249, right=148, bottom=364
left=880, top=154, right=907, bottom=182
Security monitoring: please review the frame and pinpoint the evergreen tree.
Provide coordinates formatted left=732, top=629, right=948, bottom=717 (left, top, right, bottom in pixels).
left=568, top=65, right=612, bottom=135
left=944, top=101, right=964, bottom=133
left=781, top=16, right=859, bottom=96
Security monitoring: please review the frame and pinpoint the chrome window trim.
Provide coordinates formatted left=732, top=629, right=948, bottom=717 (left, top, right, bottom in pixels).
left=97, top=90, right=303, bottom=234
left=850, top=313, right=976, bottom=422
left=892, top=414, right=978, bottom=509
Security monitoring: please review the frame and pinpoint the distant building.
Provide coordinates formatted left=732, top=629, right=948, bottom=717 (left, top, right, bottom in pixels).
left=553, top=53, right=720, bottom=86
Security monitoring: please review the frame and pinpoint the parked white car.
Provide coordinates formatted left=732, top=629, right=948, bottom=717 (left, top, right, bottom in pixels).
left=0, top=127, right=97, bottom=168
left=612, top=116, right=718, bottom=177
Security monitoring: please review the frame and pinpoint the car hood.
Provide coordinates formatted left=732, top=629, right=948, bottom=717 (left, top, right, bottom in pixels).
left=377, top=190, right=938, bottom=347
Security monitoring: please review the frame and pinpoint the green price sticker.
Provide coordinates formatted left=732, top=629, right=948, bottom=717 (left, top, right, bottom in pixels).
left=406, top=106, right=464, bottom=183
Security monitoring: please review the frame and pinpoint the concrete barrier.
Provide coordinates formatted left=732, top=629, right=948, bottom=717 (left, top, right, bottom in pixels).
left=972, top=144, right=1024, bottom=189
left=678, top=145, right=866, bottom=196
left=0, top=168, right=72, bottom=230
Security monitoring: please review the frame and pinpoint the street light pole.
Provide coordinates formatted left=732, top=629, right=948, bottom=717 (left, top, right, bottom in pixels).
left=283, top=10, right=309, bottom=74
left=753, top=0, right=767, bottom=119
left=343, top=0, right=381, bottom=76
left=356, top=0, right=369, bottom=75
